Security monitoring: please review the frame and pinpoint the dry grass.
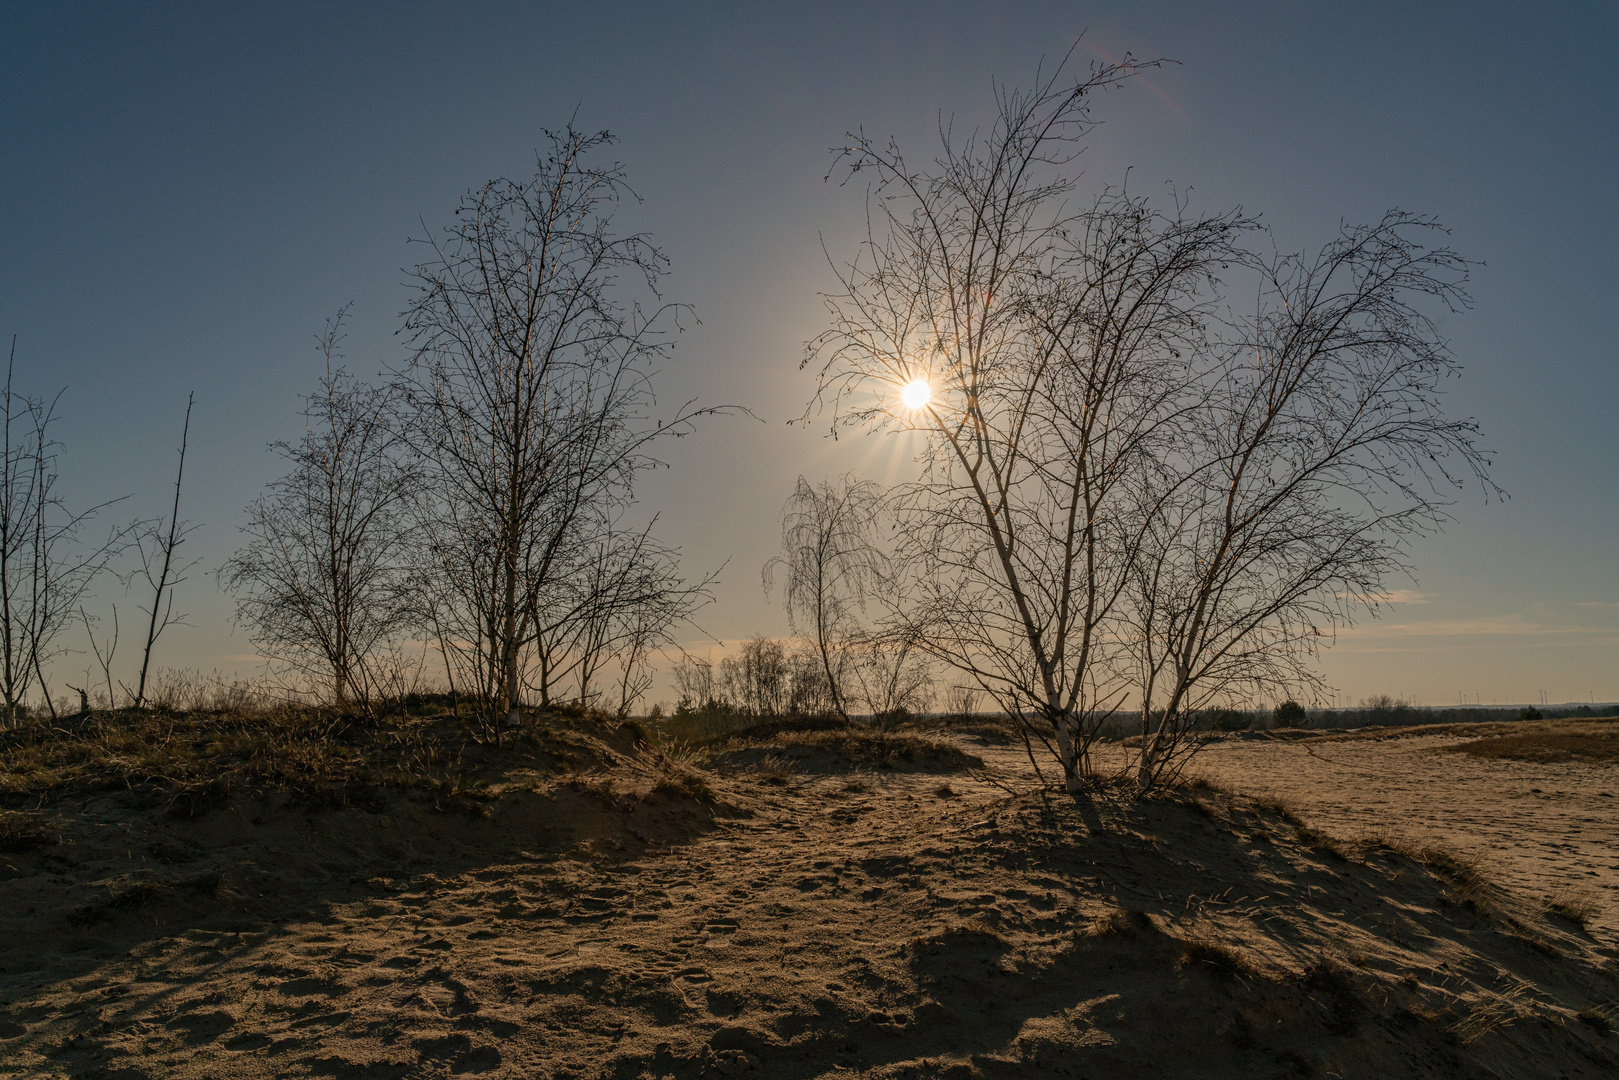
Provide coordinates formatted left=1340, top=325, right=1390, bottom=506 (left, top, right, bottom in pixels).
left=0, top=701, right=644, bottom=813
left=1407, top=843, right=1497, bottom=917
left=912, top=918, right=1009, bottom=951
left=1302, top=957, right=1362, bottom=1035
left=1350, top=832, right=1500, bottom=918
left=1545, top=888, right=1599, bottom=929
left=1249, top=792, right=1302, bottom=824
left=1576, top=1006, right=1614, bottom=1035
left=1447, top=722, right=1619, bottom=764
left=747, top=755, right=792, bottom=787
left=0, top=808, right=56, bottom=852
left=1295, top=824, right=1353, bottom=860
left=1088, top=907, right=1143, bottom=937
left=705, top=721, right=982, bottom=776
left=1177, top=935, right=1255, bottom=979
left=1314, top=717, right=1619, bottom=763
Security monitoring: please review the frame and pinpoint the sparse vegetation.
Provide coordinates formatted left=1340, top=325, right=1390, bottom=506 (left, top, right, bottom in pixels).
left=1448, top=722, right=1619, bottom=764
left=1577, top=1006, right=1613, bottom=1035
left=1546, top=889, right=1598, bottom=928
left=0, top=695, right=647, bottom=811
left=0, top=808, right=56, bottom=851
left=1178, top=936, right=1253, bottom=978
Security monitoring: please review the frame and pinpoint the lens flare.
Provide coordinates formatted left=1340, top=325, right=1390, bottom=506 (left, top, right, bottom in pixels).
left=900, top=378, right=931, bottom=410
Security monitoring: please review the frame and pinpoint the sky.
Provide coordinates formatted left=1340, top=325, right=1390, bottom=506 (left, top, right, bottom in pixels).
left=1, top=1, right=1615, bottom=710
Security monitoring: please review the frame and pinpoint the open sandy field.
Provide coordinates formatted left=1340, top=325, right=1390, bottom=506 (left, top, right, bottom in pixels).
left=1191, top=722, right=1619, bottom=940
left=1, top=715, right=1615, bottom=1078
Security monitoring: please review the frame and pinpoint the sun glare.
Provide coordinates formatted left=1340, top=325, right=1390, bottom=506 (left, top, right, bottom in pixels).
left=900, top=378, right=931, bottom=410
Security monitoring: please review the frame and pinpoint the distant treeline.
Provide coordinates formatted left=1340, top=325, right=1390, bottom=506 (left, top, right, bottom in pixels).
left=1308, top=701, right=1615, bottom=728
left=1072, top=697, right=1618, bottom=739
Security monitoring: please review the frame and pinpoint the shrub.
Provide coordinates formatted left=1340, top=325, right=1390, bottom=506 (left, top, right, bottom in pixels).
left=1273, top=700, right=1309, bottom=728
left=1518, top=706, right=1542, bottom=721
left=1211, top=708, right=1252, bottom=731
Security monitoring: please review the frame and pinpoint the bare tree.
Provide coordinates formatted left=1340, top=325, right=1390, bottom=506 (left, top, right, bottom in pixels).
left=672, top=652, right=718, bottom=711
left=762, top=475, right=884, bottom=721
left=943, top=683, right=979, bottom=719
left=223, top=312, right=414, bottom=707
left=131, top=392, right=199, bottom=707
left=851, top=632, right=933, bottom=724
left=805, top=54, right=1246, bottom=792
left=542, top=516, right=717, bottom=715
left=1127, top=213, right=1496, bottom=787
left=0, top=339, right=125, bottom=723
left=399, top=126, right=725, bottom=739
left=719, top=636, right=793, bottom=719
left=806, top=52, right=1494, bottom=795
left=78, top=603, right=119, bottom=709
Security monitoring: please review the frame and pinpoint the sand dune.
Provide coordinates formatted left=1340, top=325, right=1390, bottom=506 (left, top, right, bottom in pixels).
left=1194, top=723, right=1619, bottom=938
left=1, top=719, right=1615, bottom=1078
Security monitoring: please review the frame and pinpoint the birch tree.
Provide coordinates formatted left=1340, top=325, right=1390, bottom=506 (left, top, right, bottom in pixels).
left=0, top=340, right=124, bottom=722
left=806, top=56, right=1246, bottom=791
left=763, top=475, right=884, bottom=721
left=399, top=127, right=720, bottom=738
left=223, top=312, right=414, bottom=707
left=1127, top=213, right=1496, bottom=787
left=806, top=53, right=1494, bottom=794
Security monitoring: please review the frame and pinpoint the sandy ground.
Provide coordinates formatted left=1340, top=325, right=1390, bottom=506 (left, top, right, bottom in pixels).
left=1, top=722, right=1616, bottom=1079
left=1191, top=731, right=1619, bottom=938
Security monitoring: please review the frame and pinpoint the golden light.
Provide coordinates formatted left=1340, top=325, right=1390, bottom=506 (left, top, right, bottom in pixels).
left=900, top=378, right=931, bottom=410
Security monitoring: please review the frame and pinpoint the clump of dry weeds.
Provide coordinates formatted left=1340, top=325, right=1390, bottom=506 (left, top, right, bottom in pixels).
left=0, top=808, right=56, bottom=851
left=1178, top=936, right=1254, bottom=979
left=1545, top=889, right=1599, bottom=929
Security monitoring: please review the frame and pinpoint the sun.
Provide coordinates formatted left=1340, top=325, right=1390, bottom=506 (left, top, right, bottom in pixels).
left=900, top=378, right=931, bottom=410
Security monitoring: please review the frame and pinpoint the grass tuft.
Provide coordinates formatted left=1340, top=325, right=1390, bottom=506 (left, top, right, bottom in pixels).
left=750, top=755, right=792, bottom=787
left=1545, top=889, right=1598, bottom=929
left=1251, top=792, right=1301, bottom=824
left=912, top=918, right=1008, bottom=951
left=1089, top=907, right=1144, bottom=937
left=1179, top=936, right=1253, bottom=978
left=652, top=770, right=715, bottom=803
left=1576, top=1006, right=1613, bottom=1035
left=1303, top=957, right=1362, bottom=1035
left=0, top=809, right=56, bottom=852
left=1376, top=837, right=1497, bottom=917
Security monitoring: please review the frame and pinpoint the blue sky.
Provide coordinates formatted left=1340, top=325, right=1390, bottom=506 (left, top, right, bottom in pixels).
left=2, top=1, right=1615, bottom=707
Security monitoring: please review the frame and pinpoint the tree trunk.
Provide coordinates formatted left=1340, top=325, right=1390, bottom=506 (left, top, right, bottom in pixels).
left=1050, top=701, right=1085, bottom=794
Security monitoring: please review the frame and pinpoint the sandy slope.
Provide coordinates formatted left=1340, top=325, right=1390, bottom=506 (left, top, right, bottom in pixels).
left=1, top=724, right=1615, bottom=1079
left=1193, top=730, right=1619, bottom=938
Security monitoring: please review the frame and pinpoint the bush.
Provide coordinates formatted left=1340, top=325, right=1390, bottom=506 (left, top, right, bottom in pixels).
left=663, top=697, right=746, bottom=742
left=1273, top=700, right=1309, bottom=728
left=871, top=706, right=914, bottom=731
left=1518, top=706, right=1542, bottom=721
left=1211, top=708, right=1252, bottom=732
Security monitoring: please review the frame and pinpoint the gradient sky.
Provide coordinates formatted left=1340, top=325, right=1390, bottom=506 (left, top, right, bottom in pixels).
left=2, top=1, right=1615, bottom=708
